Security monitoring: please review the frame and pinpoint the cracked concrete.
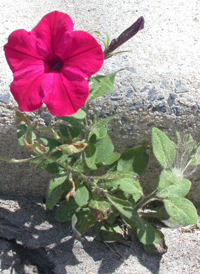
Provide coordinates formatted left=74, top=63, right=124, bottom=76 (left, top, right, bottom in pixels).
left=0, top=0, right=200, bottom=273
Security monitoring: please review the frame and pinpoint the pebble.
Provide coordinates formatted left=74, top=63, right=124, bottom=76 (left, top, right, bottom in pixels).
left=121, top=117, right=128, bottom=124
left=114, top=105, right=118, bottom=111
left=40, top=111, right=52, bottom=126
left=191, top=117, right=198, bottom=123
left=167, top=93, right=177, bottom=107
left=157, top=94, right=164, bottom=100
left=127, top=126, right=133, bottom=131
left=99, top=108, right=104, bottom=118
left=147, top=87, right=157, bottom=101
left=172, top=106, right=182, bottom=116
left=175, top=84, right=189, bottom=93
left=126, top=89, right=134, bottom=98
left=0, top=92, right=10, bottom=104
left=125, top=67, right=137, bottom=73
left=193, top=103, right=200, bottom=112
left=160, top=82, right=166, bottom=89
left=110, top=96, right=124, bottom=101
left=152, top=103, right=166, bottom=113
left=140, top=86, right=148, bottom=92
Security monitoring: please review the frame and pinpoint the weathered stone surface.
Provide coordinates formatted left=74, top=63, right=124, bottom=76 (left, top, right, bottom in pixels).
left=0, top=0, right=200, bottom=207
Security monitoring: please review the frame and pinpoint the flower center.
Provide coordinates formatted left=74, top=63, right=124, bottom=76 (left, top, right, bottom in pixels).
left=50, top=57, right=64, bottom=72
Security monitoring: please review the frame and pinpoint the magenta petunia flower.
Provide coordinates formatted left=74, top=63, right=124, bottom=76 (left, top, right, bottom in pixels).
left=4, top=11, right=104, bottom=116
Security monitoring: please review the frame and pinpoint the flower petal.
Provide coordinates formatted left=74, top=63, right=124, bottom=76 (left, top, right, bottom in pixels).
left=4, top=29, right=44, bottom=73
left=55, top=31, right=104, bottom=78
left=4, top=11, right=74, bottom=70
left=31, top=11, right=74, bottom=61
left=4, top=11, right=103, bottom=116
left=43, top=72, right=89, bottom=116
left=10, top=72, right=44, bottom=111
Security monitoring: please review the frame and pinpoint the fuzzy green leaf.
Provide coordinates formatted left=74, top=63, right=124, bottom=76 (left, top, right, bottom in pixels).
left=93, top=134, right=114, bottom=164
left=74, top=181, right=89, bottom=207
left=106, top=194, right=139, bottom=222
left=136, top=219, right=155, bottom=244
left=163, top=197, right=198, bottom=225
left=89, top=194, right=110, bottom=218
left=87, top=71, right=122, bottom=103
left=46, top=174, right=69, bottom=209
left=99, top=171, right=136, bottom=181
left=59, top=121, right=82, bottom=139
left=112, top=178, right=142, bottom=202
left=152, top=127, right=176, bottom=168
left=102, top=152, right=121, bottom=165
left=39, top=137, right=61, bottom=153
left=55, top=199, right=78, bottom=222
left=117, top=145, right=149, bottom=174
left=72, top=208, right=96, bottom=237
left=89, top=115, right=117, bottom=140
left=157, top=169, right=191, bottom=198
left=70, top=108, right=87, bottom=119
left=84, top=144, right=97, bottom=168
left=144, top=229, right=168, bottom=254
left=190, top=145, right=200, bottom=165
left=99, top=224, right=124, bottom=243
left=17, top=123, right=36, bottom=146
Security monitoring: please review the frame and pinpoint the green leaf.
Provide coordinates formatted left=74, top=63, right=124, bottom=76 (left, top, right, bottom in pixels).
left=163, top=197, right=198, bottom=225
left=100, top=224, right=125, bottom=243
left=58, top=143, right=86, bottom=155
left=102, top=152, right=120, bottom=165
left=117, top=145, right=149, bottom=174
left=89, top=194, right=110, bottom=218
left=136, top=219, right=155, bottom=244
left=106, top=194, right=139, bottom=222
left=84, top=144, right=97, bottom=168
left=99, top=177, right=142, bottom=202
left=72, top=208, right=96, bottom=237
left=37, top=127, right=60, bottom=140
left=91, top=127, right=107, bottom=141
left=116, top=178, right=143, bottom=202
left=190, top=145, right=200, bottom=165
left=57, top=108, right=86, bottom=121
left=176, top=131, right=181, bottom=144
left=39, top=137, right=61, bottom=153
left=155, top=206, right=182, bottom=228
left=17, top=123, right=36, bottom=146
left=144, top=229, right=168, bottom=254
left=99, top=171, right=136, bottom=181
left=72, top=159, right=92, bottom=173
left=74, top=181, right=89, bottom=207
left=46, top=174, right=69, bottom=210
left=157, top=170, right=191, bottom=198
left=123, top=216, right=138, bottom=233
left=94, top=134, right=114, bottom=164
left=70, top=108, right=87, bottom=119
left=86, top=70, right=122, bottom=103
left=152, top=127, right=176, bottom=168
left=59, top=122, right=82, bottom=140
left=106, top=211, right=119, bottom=225
left=36, top=153, right=69, bottom=174
left=17, top=123, right=28, bottom=146
left=55, top=199, right=78, bottom=222
left=89, top=115, right=117, bottom=140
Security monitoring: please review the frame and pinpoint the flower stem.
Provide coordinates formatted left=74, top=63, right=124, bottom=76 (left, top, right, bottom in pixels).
left=134, top=189, right=158, bottom=211
left=45, top=154, right=106, bottom=198
left=0, top=155, right=44, bottom=164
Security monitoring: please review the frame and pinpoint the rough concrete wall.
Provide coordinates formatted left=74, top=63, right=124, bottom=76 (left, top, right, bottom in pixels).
left=0, top=0, right=199, bottom=204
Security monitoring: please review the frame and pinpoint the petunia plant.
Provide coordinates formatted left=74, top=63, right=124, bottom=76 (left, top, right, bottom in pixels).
left=1, top=11, right=199, bottom=254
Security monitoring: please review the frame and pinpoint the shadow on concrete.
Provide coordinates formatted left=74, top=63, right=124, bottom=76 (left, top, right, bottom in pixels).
left=0, top=194, right=163, bottom=274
